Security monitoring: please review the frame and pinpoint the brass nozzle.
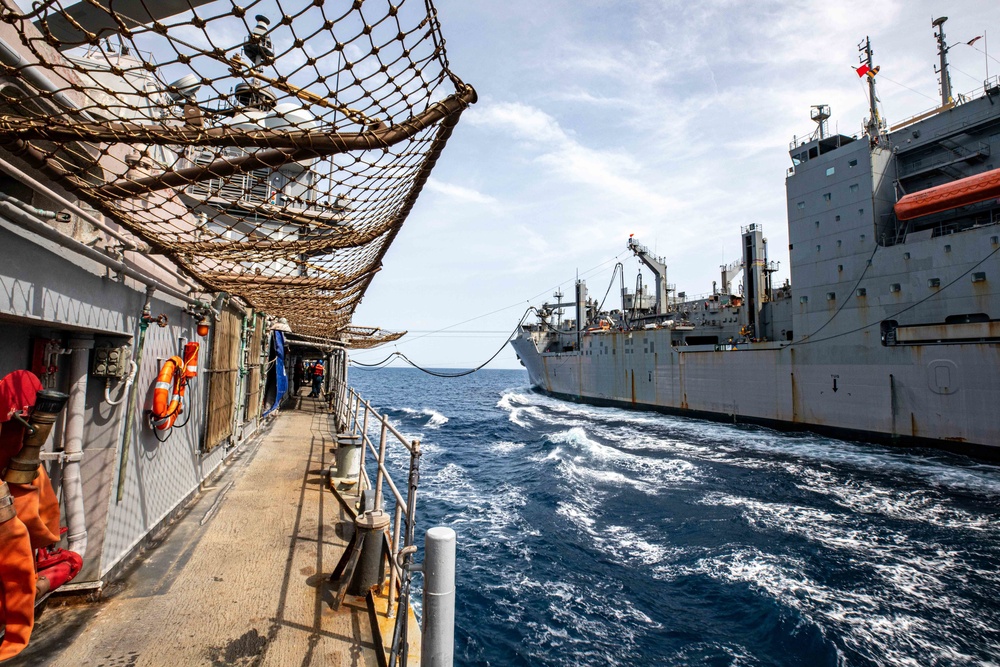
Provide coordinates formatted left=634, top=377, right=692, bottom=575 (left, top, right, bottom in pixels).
left=3, top=390, right=69, bottom=485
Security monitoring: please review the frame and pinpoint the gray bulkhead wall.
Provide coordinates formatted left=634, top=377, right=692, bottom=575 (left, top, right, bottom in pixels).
left=0, top=213, right=254, bottom=583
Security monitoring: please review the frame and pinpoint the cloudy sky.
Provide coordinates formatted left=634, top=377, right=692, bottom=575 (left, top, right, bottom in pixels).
left=349, top=0, right=1000, bottom=370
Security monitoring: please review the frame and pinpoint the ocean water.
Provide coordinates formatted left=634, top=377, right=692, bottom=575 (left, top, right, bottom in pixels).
left=347, top=368, right=1000, bottom=666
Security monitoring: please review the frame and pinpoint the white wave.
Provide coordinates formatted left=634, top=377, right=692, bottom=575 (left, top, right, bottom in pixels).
left=791, top=465, right=999, bottom=532
left=496, top=390, right=544, bottom=428
left=658, top=547, right=988, bottom=667
left=489, top=440, right=526, bottom=454
left=399, top=406, right=449, bottom=428
left=542, top=427, right=702, bottom=493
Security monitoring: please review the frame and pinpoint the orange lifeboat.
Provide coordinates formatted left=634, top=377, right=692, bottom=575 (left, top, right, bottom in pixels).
left=894, top=167, right=1000, bottom=220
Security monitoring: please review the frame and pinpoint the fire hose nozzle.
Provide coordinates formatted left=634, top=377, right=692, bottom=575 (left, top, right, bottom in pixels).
left=3, top=390, right=69, bottom=485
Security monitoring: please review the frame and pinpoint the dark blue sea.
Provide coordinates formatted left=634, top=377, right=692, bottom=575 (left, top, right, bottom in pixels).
left=347, top=367, right=1000, bottom=666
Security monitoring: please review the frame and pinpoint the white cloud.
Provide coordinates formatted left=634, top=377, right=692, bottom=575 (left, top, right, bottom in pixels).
left=425, top=178, right=499, bottom=206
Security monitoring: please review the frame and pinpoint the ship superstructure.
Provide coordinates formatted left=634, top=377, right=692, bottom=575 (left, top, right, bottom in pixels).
left=513, top=22, right=1000, bottom=455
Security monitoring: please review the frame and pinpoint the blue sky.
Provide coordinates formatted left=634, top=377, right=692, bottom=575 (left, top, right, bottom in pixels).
left=351, top=0, right=1000, bottom=370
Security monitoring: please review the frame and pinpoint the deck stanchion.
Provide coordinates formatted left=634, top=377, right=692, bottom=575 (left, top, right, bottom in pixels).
left=375, top=413, right=388, bottom=509
left=358, top=401, right=370, bottom=490
left=422, top=527, right=456, bottom=667
left=388, top=503, right=403, bottom=618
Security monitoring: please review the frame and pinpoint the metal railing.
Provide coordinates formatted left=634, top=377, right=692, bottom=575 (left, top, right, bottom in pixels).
left=329, top=376, right=423, bottom=663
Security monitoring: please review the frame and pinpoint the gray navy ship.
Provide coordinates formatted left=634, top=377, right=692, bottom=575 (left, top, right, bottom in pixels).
left=512, top=21, right=1000, bottom=457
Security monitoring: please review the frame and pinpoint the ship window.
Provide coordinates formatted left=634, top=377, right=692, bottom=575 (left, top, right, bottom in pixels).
left=890, top=283, right=901, bottom=293
left=835, top=215, right=841, bottom=221
left=944, top=244, right=951, bottom=253
left=856, top=288, right=867, bottom=297
left=837, top=240, right=842, bottom=247
left=858, top=208, right=864, bottom=216
left=650, top=341, right=654, bottom=353
left=838, top=264, right=843, bottom=272
left=797, top=201, right=805, bottom=210
left=815, top=220, right=820, bottom=228
left=823, top=193, right=832, bottom=202
left=800, top=296, right=809, bottom=304
left=826, top=292, right=836, bottom=301
left=816, top=245, right=821, bottom=252
left=903, top=252, right=910, bottom=259
left=849, top=159, right=858, bottom=167
left=972, top=272, right=987, bottom=283
left=809, top=147, right=819, bottom=159
left=826, top=167, right=835, bottom=176
left=928, top=278, right=941, bottom=288
left=849, top=183, right=859, bottom=192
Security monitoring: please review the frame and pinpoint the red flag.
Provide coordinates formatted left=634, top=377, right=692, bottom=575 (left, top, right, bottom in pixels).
left=967, top=36, right=983, bottom=46
left=855, top=64, right=870, bottom=77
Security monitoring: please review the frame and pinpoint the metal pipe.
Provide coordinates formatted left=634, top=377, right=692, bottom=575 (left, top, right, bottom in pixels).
left=0, top=201, right=204, bottom=307
left=63, top=335, right=94, bottom=557
left=422, top=527, right=456, bottom=667
left=0, top=159, right=202, bottom=296
left=0, top=159, right=140, bottom=250
left=0, top=36, right=95, bottom=119
left=116, top=286, right=155, bottom=502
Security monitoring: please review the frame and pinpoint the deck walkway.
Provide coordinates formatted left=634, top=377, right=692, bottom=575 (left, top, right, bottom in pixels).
left=8, top=392, right=417, bottom=667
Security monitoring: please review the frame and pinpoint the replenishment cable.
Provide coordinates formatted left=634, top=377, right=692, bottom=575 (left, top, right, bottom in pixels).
left=350, top=307, right=536, bottom=377
left=795, top=243, right=879, bottom=342
left=789, top=242, right=1000, bottom=347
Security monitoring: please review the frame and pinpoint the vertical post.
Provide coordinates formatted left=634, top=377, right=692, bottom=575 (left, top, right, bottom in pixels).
left=350, top=391, right=360, bottom=433
left=387, top=503, right=403, bottom=618
left=374, top=413, right=388, bottom=509
left=422, top=527, right=456, bottom=667
left=357, top=400, right=370, bottom=489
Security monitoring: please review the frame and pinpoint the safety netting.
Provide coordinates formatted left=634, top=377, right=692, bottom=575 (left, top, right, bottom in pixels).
left=0, top=0, right=474, bottom=345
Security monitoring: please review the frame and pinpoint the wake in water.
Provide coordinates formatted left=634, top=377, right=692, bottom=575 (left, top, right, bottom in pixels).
left=350, top=370, right=1000, bottom=666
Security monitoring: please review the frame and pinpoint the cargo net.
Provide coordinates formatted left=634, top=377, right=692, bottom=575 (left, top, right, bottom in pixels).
left=0, top=0, right=474, bottom=345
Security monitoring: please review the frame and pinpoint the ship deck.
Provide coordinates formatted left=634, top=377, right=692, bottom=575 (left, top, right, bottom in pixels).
left=7, top=391, right=419, bottom=666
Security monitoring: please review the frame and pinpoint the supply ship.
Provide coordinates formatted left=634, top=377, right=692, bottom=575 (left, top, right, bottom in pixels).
left=513, top=22, right=1000, bottom=457
left=0, top=0, right=473, bottom=663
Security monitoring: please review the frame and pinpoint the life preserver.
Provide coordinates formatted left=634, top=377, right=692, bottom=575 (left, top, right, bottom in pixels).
left=151, top=356, right=186, bottom=431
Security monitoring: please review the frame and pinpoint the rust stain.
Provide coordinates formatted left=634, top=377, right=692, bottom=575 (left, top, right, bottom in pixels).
left=790, top=372, right=799, bottom=422
left=943, top=436, right=967, bottom=442
left=630, top=370, right=636, bottom=405
left=911, top=412, right=918, bottom=437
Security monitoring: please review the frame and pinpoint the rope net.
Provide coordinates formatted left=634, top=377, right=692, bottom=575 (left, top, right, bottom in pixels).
left=0, top=0, right=474, bottom=345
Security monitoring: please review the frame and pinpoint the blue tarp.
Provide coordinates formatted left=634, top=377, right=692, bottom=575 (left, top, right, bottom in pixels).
left=262, top=330, right=287, bottom=418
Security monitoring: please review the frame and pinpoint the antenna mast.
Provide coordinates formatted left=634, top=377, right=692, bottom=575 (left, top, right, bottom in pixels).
left=859, top=37, right=880, bottom=139
left=932, top=17, right=953, bottom=106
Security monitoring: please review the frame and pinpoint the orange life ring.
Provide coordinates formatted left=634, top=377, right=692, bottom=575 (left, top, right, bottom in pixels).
left=152, top=356, right=186, bottom=431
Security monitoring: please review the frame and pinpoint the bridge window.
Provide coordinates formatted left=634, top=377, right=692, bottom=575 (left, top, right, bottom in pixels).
left=826, top=167, right=835, bottom=176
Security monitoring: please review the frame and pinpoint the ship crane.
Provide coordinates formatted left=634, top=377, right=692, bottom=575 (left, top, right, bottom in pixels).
left=627, top=235, right=669, bottom=316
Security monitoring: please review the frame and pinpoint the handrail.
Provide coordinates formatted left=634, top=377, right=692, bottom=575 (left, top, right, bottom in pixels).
left=328, top=376, right=421, bottom=626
